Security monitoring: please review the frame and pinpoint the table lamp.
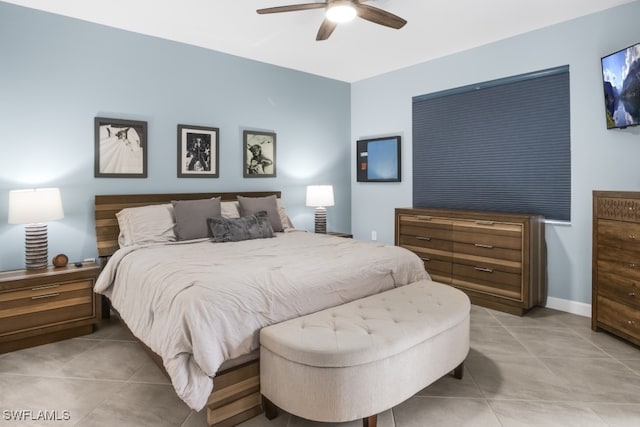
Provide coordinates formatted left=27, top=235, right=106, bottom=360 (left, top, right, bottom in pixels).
left=8, top=188, right=64, bottom=270
left=306, top=185, right=334, bottom=234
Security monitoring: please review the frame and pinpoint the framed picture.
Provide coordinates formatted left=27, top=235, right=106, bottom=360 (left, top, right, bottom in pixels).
left=94, top=117, right=147, bottom=178
left=243, top=130, right=276, bottom=177
left=356, top=135, right=401, bottom=182
left=177, top=124, right=219, bottom=178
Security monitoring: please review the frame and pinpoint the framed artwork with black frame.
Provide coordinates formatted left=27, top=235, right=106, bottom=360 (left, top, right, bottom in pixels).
left=243, top=130, right=276, bottom=178
left=356, top=135, right=401, bottom=182
left=177, top=124, right=219, bottom=178
left=94, top=117, right=147, bottom=178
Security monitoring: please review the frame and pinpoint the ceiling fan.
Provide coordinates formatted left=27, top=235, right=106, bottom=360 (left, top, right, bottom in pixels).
left=256, top=0, right=407, bottom=41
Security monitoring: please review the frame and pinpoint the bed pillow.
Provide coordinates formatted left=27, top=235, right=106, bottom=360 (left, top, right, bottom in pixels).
left=237, top=195, right=284, bottom=232
left=172, top=197, right=222, bottom=241
left=116, top=203, right=176, bottom=247
left=207, top=211, right=274, bottom=242
left=221, top=201, right=241, bottom=218
left=277, top=198, right=294, bottom=231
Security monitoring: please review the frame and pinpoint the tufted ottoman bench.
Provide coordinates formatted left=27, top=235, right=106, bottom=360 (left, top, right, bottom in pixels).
left=259, top=279, right=470, bottom=427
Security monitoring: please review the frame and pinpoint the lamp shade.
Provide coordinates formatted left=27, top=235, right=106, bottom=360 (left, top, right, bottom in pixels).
left=9, top=188, right=64, bottom=224
left=306, top=185, right=335, bottom=207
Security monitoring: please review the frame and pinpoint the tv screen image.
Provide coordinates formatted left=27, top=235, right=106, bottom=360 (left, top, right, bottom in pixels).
left=601, top=42, right=640, bottom=129
left=356, top=136, right=401, bottom=182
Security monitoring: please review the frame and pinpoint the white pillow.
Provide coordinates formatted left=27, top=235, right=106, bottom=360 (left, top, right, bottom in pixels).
left=277, top=198, right=294, bottom=231
left=221, top=201, right=241, bottom=218
left=116, top=203, right=176, bottom=247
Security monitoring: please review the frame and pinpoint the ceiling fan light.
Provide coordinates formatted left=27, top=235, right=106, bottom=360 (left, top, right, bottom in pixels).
left=326, top=3, right=357, bottom=23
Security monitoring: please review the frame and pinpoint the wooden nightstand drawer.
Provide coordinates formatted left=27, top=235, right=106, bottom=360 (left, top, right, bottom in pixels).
left=0, top=279, right=94, bottom=335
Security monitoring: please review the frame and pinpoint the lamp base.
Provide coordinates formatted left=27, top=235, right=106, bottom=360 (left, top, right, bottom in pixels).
left=25, top=223, right=48, bottom=270
left=314, top=207, right=327, bottom=234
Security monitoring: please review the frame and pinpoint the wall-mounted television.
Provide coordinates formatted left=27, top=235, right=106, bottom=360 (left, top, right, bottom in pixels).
left=356, top=136, right=401, bottom=182
left=601, top=42, right=640, bottom=129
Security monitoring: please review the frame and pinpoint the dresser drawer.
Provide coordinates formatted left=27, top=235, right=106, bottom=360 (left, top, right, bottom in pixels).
left=597, top=295, right=640, bottom=340
left=597, top=219, right=640, bottom=251
left=596, top=197, right=640, bottom=222
left=0, top=279, right=94, bottom=335
left=403, top=247, right=452, bottom=283
left=597, top=248, right=640, bottom=281
left=452, top=263, right=522, bottom=300
left=596, top=270, right=640, bottom=310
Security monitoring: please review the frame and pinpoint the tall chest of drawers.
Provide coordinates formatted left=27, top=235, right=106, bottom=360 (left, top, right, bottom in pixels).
left=395, top=208, right=547, bottom=315
left=592, top=191, right=640, bottom=345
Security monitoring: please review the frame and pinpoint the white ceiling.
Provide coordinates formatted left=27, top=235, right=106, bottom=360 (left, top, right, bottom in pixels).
left=3, top=0, right=636, bottom=82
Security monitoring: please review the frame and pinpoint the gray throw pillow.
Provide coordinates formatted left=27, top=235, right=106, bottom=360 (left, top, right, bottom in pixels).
left=237, top=195, right=283, bottom=232
left=172, top=197, right=222, bottom=241
left=208, top=211, right=274, bottom=242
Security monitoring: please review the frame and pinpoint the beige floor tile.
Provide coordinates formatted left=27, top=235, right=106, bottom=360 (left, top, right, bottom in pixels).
left=470, top=326, right=529, bottom=357
left=76, top=382, right=191, bottom=427
left=465, top=352, right=574, bottom=401
left=0, top=339, right=100, bottom=376
left=506, top=326, right=608, bottom=358
left=489, top=400, right=607, bottom=427
left=288, top=409, right=393, bottom=427
left=0, top=374, right=125, bottom=426
left=540, top=357, right=640, bottom=403
left=393, top=396, right=501, bottom=427
left=54, top=340, right=150, bottom=381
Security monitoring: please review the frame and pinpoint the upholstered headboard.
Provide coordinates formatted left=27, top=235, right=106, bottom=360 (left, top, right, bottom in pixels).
left=94, top=191, right=281, bottom=260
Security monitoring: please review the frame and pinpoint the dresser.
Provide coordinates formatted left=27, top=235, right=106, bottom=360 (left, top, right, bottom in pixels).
left=395, top=208, right=547, bottom=315
left=0, top=262, right=101, bottom=353
left=592, top=191, right=640, bottom=345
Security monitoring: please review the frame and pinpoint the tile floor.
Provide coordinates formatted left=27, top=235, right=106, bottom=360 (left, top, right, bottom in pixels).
left=1, top=306, right=640, bottom=426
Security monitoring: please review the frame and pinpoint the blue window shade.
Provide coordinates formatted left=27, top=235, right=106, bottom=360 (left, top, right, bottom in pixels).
left=412, top=66, right=571, bottom=221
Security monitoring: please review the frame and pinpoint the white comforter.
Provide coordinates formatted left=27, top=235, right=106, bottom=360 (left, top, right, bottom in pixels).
left=95, top=231, right=429, bottom=410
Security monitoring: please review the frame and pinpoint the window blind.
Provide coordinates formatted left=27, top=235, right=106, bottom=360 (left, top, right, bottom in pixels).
left=412, top=66, right=570, bottom=221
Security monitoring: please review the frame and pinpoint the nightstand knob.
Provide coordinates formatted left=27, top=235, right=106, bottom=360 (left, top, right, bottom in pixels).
left=630, top=292, right=637, bottom=297
left=630, top=234, right=637, bottom=240
left=629, top=263, right=638, bottom=269
left=628, top=320, right=636, bottom=326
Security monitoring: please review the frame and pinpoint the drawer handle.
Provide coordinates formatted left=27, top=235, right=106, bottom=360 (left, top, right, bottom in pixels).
left=416, top=236, right=431, bottom=241
left=31, top=284, right=60, bottom=291
left=420, top=257, right=431, bottom=262
left=31, top=293, right=60, bottom=300
left=475, top=220, right=495, bottom=225
left=630, top=234, right=637, bottom=240
left=474, top=266, right=493, bottom=273
left=630, top=292, right=636, bottom=297
left=416, top=215, right=432, bottom=220
left=629, top=263, right=638, bottom=269
left=628, top=320, right=636, bottom=326
left=474, top=243, right=494, bottom=249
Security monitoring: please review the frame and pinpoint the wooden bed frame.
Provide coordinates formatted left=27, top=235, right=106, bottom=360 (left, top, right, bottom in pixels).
left=94, top=191, right=281, bottom=427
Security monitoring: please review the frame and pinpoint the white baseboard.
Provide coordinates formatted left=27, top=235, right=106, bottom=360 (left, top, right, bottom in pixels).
left=545, top=296, right=591, bottom=318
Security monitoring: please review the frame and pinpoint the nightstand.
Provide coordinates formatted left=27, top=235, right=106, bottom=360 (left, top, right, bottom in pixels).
left=327, top=232, right=353, bottom=238
left=0, top=262, right=101, bottom=353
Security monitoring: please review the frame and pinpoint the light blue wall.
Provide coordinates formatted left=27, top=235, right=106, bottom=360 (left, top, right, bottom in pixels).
left=0, top=2, right=351, bottom=271
left=351, top=1, right=640, bottom=305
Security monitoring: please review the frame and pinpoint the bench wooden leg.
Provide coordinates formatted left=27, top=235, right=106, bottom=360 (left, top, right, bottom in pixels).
left=262, top=395, right=278, bottom=420
left=363, top=414, right=377, bottom=427
left=453, top=361, right=464, bottom=380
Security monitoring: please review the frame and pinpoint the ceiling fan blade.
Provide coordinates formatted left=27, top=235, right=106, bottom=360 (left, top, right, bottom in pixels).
left=257, top=3, right=326, bottom=14
left=355, top=3, right=407, bottom=29
left=316, top=18, right=338, bottom=40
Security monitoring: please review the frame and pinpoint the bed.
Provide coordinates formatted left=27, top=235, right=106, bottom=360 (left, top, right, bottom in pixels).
left=94, top=191, right=429, bottom=427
